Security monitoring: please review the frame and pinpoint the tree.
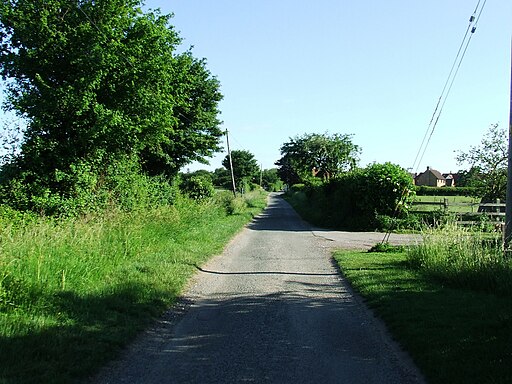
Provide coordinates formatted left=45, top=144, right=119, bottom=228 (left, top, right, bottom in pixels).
left=455, top=166, right=484, bottom=189
left=179, top=174, right=214, bottom=200
left=261, top=168, right=283, bottom=191
left=276, top=132, right=360, bottom=185
left=456, top=124, right=506, bottom=200
left=211, top=167, right=231, bottom=188
left=0, top=0, right=223, bottom=208
left=222, top=150, right=259, bottom=190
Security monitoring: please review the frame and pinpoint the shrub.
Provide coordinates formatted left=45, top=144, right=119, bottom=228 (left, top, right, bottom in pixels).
left=0, top=156, right=178, bottom=216
left=414, top=186, right=480, bottom=197
left=375, top=214, right=423, bottom=231
left=179, top=175, right=215, bottom=200
left=356, top=162, right=415, bottom=218
left=368, top=242, right=405, bottom=253
left=327, top=163, right=415, bottom=229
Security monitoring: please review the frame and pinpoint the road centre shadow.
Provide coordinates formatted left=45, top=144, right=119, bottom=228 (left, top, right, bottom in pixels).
left=246, top=195, right=313, bottom=232
left=88, top=279, right=435, bottom=384
left=191, top=263, right=339, bottom=277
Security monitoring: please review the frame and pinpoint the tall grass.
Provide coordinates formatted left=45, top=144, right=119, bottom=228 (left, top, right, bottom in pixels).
left=407, top=225, right=512, bottom=295
left=0, top=190, right=267, bottom=383
left=335, top=249, right=512, bottom=384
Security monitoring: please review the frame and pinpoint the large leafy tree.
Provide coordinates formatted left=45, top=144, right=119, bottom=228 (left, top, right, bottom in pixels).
left=456, top=123, right=506, bottom=200
left=222, top=149, right=259, bottom=190
left=261, top=168, right=283, bottom=191
left=276, top=132, right=360, bottom=185
left=0, top=0, right=223, bottom=197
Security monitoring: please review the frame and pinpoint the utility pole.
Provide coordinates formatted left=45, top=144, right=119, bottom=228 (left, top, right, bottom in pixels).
left=260, top=164, right=263, bottom=187
left=225, top=130, right=237, bottom=198
left=505, top=38, right=512, bottom=250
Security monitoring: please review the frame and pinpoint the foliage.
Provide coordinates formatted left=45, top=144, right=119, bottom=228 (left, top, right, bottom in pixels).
left=375, top=214, right=424, bottom=232
left=355, top=162, right=415, bottom=218
left=414, top=185, right=480, bottom=197
left=286, top=162, right=415, bottom=230
left=211, top=167, right=231, bottom=188
left=456, top=123, right=506, bottom=200
left=0, top=0, right=223, bottom=213
left=455, top=166, right=484, bottom=189
left=0, top=190, right=267, bottom=383
left=261, top=168, right=284, bottom=191
left=368, top=242, right=405, bottom=253
left=0, top=155, right=178, bottom=216
left=179, top=174, right=215, bottom=200
left=222, top=149, right=259, bottom=191
left=276, top=132, right=360, bottom=185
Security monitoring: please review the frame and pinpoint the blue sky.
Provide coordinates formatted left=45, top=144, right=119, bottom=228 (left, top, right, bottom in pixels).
left=150, top=0, right=511, bottom=174
left=1, top=1, right=511, bottom=175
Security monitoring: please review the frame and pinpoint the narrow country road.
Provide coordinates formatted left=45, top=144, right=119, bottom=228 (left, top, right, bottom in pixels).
left=92, top=193, right=424, bottom=384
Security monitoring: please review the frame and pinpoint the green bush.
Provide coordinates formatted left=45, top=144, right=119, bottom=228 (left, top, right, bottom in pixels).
left=179, top=175, right=215, bottom=200
left=289, top=184, right=306, bottom=192
left=286, top=163, right=416, bottom=230
left=356, top=162, right=415, bottom=218
left=375, top=214, right=424, bottom=231
left=0, top=156, right=178, bottom=216
left=368, top=242, right=405, bottom=253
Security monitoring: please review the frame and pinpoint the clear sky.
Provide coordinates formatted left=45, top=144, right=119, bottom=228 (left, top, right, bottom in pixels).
left=150, top=0, right=511, bottom=174
left=1, top=1, right=511, bottom=175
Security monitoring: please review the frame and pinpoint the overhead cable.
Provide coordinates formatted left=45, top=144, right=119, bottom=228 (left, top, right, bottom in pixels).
left=411, top=0, right=487, bottom=173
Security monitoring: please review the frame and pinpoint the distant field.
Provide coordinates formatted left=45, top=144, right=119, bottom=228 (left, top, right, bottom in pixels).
left=411, top=195, right=480, bottom=213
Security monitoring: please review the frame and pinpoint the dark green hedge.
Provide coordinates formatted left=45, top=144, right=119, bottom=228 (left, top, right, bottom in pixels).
left=414, top=186, right=480, bottom=197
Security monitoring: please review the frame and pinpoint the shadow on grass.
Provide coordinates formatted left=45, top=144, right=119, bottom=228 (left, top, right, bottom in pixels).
left=337, top=251, right=512, bottom=384
left=0, top=283, right=177, bottom=384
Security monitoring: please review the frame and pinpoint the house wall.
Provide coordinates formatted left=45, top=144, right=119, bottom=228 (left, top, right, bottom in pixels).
left=415, top=170, right=446, bottom=187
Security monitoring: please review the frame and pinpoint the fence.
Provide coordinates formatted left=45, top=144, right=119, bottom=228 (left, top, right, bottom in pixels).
left=411, top=199, right=506, bottom=226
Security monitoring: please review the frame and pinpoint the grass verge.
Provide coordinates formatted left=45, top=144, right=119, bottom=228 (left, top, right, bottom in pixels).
left=334, top=250, right=512, bottom=384
left=0, top=190, right=267, bottom=383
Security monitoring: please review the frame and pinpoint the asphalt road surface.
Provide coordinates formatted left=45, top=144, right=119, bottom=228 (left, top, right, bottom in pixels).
left=92, top=193, right=424, bottom=384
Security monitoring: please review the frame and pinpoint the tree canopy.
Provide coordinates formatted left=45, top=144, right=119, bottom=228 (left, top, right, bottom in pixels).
left=0, top=0, right=223, bottom=211
left=276, top=132, right=360, bottom=185
left=456, top=123, right=506, bottom=200
left=222, top=149, right=259, bottom=190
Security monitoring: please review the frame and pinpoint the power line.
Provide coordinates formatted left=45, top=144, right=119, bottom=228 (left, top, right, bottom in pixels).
left=383, top=1, right=488, bottom=245
left=411, top=0, right=487, bottom=173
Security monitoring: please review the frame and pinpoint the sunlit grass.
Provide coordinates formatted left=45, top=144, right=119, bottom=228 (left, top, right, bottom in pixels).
left=334, top=230, right=512, bottom=384
left=0, top=190, right=267, bottom=383
left=407, top=224, right=512, bottom=295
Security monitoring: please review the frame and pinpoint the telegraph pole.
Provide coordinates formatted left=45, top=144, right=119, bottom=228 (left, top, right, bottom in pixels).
left=505, top=38, right=512, bottom=250
left=225, top=130, right=237, bottom=197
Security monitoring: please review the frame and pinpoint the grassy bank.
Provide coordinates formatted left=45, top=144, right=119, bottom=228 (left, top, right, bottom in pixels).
left=334, top=248, right=512, bottom=384
left=0, top=191, right=267, bottom=383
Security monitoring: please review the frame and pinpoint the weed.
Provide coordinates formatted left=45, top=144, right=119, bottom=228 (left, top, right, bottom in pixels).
left=368, top=242, right=405, bottom=253
left=0, top=190, right=267, bottom=383
left=407, top=224, right=512, bottom=295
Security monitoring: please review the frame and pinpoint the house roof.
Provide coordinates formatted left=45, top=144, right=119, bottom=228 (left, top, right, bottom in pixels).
left=416, top=167, right=445, bottom=181
left=429, top=168, right=445, bottom=180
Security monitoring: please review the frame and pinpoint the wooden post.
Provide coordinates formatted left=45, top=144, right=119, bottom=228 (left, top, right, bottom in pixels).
left=225, top=130, right=236, bottom=198
left=505, top=39, right=512, bottom=250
